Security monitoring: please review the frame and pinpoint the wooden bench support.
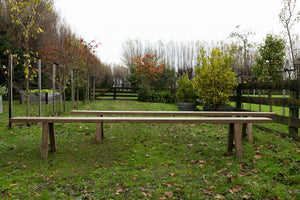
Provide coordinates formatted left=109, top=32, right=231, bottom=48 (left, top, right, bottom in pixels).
left=95, top=115, right=104, bottom=143
left=11, top=116, right=273, bottom=159
left=234, top=123, right=243, bottom=158
left=40, top=122, right=57, bottom=158
left=49, top=123, right=57, bottom=152
left=247, top=122, right=253, bottom=143
left=227, top=123, right=234, bottom=152
left=41, top=122, right=49, bottom=158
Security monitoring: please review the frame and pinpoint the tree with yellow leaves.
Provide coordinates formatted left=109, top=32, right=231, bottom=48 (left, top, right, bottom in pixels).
left=8, top=0, right=52, bottom=116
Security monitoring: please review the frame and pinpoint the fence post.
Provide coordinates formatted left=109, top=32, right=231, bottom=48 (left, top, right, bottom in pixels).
left=113, top=87, right=116, bottom=100
left=38, top=59, right=42, bottom=116
left=93, top=77, right=95, bottom=101
left=289, top=89, right=299, bottom=135
left=8, top=54, right=13, bottom=129
left=282, top=89, right=286, bottom=116
left=52, top=63, right=56, bottom=116
left=236, top=84, right=242, bottom=110
left=258, top=89, right=261, bottom=112
left=71, top=70, right=74, bottom=108
left=268, top=90, right=272, bottom=112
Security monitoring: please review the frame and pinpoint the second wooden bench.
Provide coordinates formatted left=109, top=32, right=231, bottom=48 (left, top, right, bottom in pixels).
left=70, top=110, right=277, bottom=143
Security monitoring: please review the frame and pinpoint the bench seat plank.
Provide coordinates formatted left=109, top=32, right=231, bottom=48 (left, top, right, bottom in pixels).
left=70, top=110, right=277, bottom=145
left=10, top=116, right=273, bottom=124
left=70, top=110, right=277, bottom=117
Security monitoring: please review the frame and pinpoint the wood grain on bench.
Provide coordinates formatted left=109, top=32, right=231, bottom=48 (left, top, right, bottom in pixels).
left=10, top=116, right=273, bottom=159
left=70, top=110, right=277, bottom=117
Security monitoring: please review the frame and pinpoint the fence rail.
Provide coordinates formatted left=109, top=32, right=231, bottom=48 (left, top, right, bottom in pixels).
left=95, top=87, right=138, bottom=100
left=230, top=79, right=300, bottom=136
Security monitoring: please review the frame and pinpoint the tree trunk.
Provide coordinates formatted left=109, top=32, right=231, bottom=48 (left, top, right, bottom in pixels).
left=25, top=62, right=30, bottom=117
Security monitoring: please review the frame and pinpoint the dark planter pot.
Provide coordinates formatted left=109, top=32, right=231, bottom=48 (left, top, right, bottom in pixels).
left=203, top=105, right=234, bottom=111
left=177, top=102, right=196, bottom=111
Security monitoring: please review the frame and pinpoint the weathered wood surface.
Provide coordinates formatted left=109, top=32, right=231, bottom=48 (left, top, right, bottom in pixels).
left=239, top=80, right=300, bottom=90
left=10, top=116, right=273, bottom=124
left=230, top=79, right=299, bottom=136
left=229, top=96, right=300, bottom=108
left=70, top=110, right=277, bottom=117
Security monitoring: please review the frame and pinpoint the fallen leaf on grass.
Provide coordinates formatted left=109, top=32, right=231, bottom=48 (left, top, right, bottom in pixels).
left=163, top=183, right=173, bottom=188
left=191, top=160, right=198, bottom=164
left=142, top=192, right=152, bottom=197
left=164, top=191, right=173, bottom=198
left=254, top=154, right=262, bottom=160
left=121, top=162, right=129, bottom=166
left=115, top=187, right=125, bottom=195
left=139, top=186, right=146, bottom=191
left=214, top=194, right=225, bottom=199
left=204, top=188, right=213, bottom=194
left=229, top=187, right=239, bottom=193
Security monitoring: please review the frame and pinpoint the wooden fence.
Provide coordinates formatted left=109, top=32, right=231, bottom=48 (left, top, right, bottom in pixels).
left=96, top=81, right=299, bottom=139
left=230, top=79, right=300, bottom=137
left=95, top=87, right=138, bottom=100
left=96, top=87, right=177, bottom=101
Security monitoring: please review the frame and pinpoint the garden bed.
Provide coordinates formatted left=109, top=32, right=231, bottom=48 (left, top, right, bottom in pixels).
left=20, top=92, right=60, bottom=104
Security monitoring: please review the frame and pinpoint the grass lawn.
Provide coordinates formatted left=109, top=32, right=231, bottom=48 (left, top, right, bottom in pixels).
left=0, top=100, right=299, bottom=199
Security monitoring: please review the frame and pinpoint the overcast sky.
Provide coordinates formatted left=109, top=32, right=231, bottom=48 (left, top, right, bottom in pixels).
left=54, top=0, right=300, bottom=65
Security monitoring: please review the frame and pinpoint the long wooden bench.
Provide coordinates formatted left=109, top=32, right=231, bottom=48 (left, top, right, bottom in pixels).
left=70, top=110, right=277, bottom=143
left=10, top=116, right=274, bottom=159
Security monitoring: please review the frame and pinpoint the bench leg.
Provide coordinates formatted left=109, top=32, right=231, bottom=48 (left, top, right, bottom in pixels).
left=242, top=123, right=247, bottom=138
left=234, top=123, right=243, bottom=158
left=49, top=123, right=57, bottom=152
left=247, top=123, right=253, bottom=143
left=227, top=123, right=234, bottom=152
left=40, top=122, right=49, bottom=158
left=96, top=115, right=104, bottom=143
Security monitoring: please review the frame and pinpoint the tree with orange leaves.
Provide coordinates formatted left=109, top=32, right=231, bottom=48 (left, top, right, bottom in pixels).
left=131, top=53, right=165, bottom=83
left=131, top=53, right=165, bottom=101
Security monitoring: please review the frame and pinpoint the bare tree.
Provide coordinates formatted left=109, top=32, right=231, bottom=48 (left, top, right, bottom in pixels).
left=229, top=25, right=256, bottom=81
left=279, top=0, right=300, bottom=78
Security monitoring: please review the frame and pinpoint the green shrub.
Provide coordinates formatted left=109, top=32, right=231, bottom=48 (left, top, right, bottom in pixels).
left=0, top=85, right=8, bottom=96
left=176, top=74, right=196, bottom=102
left=30, top=89, right=54, bottom=93
left=194, top=48, right=237, bottom=107
left=149, top=90, right=175, bottom=103
left=137, top=82, right=150, bottom=102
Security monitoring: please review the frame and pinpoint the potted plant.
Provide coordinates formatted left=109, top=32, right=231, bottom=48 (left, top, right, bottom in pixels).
left=0, top=85, right=8, bottom=114
left=194, top=47, right=237, bottom=111
left=176, top=74, right=196, bottom=111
